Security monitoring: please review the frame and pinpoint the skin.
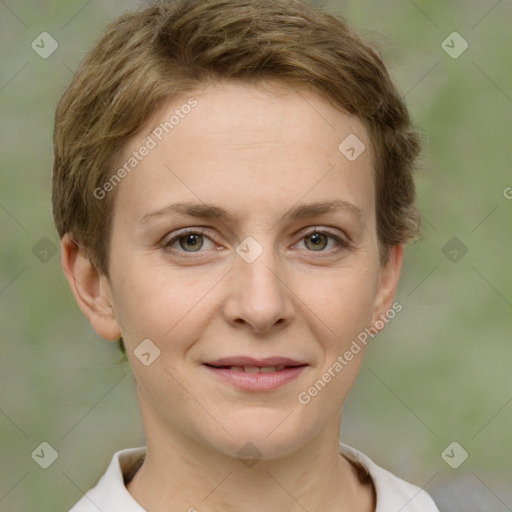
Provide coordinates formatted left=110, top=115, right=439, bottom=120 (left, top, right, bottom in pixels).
left=62, top=81, right=403, bottom=512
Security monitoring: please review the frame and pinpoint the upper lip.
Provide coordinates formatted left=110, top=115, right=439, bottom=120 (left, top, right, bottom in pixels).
left=204, top=356, right=307, bottom=367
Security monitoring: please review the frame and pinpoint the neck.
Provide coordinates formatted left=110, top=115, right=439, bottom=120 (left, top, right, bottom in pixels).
left=127, top=407, right=374, bottom=511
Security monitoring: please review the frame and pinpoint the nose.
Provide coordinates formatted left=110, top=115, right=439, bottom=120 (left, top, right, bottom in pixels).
left=222, top=241, right=294, bottom=335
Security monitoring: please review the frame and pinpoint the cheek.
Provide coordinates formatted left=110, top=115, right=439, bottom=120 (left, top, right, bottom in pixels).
left=294, top=270, right=377, bottom=415
left=109, top=260, right=219, bottom=348
left=295, top=262, right=380, bottom=348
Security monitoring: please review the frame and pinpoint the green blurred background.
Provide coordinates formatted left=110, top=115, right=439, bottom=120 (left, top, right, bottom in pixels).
left=1, top=0, right=510, bottom=510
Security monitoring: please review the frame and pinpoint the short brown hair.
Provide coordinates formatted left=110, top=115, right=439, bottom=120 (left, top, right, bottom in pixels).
left=52, top=0, right=422, bottom=274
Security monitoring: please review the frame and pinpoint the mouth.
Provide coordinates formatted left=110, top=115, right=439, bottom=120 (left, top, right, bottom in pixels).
left=205, top=364, right=296, bottom=373
left=203, top=356, right=308, bottom=391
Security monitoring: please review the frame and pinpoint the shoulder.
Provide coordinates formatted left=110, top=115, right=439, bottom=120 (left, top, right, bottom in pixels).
left=68, top=447, right=147, bottom=512
left=339, top=442, right=440, bottom=512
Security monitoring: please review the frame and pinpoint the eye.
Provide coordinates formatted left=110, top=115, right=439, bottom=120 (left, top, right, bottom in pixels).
left=297, top=229, right=349, bottom=252
left=163, top=228, right=217, bottom=253
left=161, top=227, right=350, bottom=258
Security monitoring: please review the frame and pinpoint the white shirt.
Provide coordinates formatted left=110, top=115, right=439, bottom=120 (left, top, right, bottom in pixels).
left=69, top=443, right=440, bottom=511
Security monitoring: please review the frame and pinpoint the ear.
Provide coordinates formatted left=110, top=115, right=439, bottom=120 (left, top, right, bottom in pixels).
left=370, top=244, right=404, bottom=332
left=60, top=234, right=122, bottom=341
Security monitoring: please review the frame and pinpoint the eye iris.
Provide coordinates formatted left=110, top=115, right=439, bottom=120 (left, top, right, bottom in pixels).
left=179, top=233, right=203, bottom=252
left=305, top=232, right=327, bottom=251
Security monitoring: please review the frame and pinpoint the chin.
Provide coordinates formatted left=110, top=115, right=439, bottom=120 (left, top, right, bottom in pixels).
left=199, top=407, right=319, bottom=462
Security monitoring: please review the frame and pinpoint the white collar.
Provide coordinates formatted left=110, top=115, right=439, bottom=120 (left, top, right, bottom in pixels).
left=69, top=443, right=439, bottom=511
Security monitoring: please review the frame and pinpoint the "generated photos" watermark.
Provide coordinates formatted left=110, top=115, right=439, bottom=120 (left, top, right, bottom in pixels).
left=93, top=97, right=198, bottom=200
left=298, top=301, right=403, bottom=404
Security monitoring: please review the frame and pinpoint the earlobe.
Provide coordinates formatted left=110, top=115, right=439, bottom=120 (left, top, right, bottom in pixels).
left=61, top=234, right=122, bottom=341
left=371, top=244, right=404, bottom=332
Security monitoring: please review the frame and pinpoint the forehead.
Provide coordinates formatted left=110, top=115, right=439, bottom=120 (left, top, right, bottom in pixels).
left=110, top=81, right=375, bottom=227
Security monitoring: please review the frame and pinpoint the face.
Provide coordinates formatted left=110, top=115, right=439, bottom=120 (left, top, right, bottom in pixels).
left=82, top=81, right=402, bottom=460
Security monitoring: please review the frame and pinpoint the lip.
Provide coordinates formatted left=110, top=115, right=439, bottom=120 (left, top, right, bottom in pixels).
left=204, top=366, right=307, bottom=392
left=204, top=356, right=306, bottom=367
left=203, top=356, right=308, bottom=392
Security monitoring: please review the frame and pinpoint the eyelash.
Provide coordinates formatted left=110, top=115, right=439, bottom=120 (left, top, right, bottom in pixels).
left=161, top=227, right=350, bottom=257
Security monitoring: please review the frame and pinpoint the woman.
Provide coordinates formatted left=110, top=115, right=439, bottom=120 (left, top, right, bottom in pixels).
left=53, top=0, right=439, bottom=510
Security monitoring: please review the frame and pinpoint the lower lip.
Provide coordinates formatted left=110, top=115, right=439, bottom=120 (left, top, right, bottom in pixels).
left=203, top=365, right=307, bottom=391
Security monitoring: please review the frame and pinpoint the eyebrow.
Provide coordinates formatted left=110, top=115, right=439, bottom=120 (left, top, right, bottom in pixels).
left=139, top=199, right=365, bottom=225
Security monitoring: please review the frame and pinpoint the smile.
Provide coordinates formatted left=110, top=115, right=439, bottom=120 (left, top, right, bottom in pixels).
left=203, top=359, right=308, bottom=392
left=219, top=365, right=287, bottom=373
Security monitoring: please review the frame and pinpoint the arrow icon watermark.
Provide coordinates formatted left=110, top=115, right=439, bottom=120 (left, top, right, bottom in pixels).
left=236, top=236, right=263, bottom=263
left=134, top=339, right=161, bottom=366
left=31, top=32, right=58, bottom=59
left=31, top=442, right=58, bottom=469
left=441, top=31, right=468, bottom=59
left=441, top=441, right=468, bottom=469
left=338, top=134, right=366, bottom=161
